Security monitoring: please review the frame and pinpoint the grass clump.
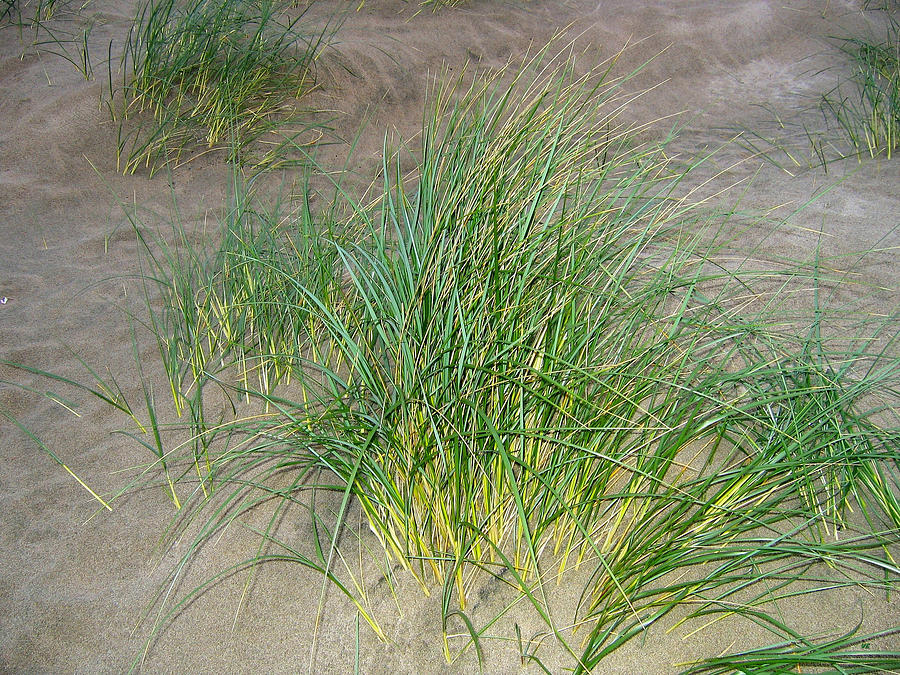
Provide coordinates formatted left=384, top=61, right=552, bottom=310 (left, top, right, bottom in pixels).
left=30, top=45, right=900, bottom=670
left=109, top=0, right=335, bottom=174
left=733, top=14, right=899, bottom=172
left=821, top=19, right=900, bottom=159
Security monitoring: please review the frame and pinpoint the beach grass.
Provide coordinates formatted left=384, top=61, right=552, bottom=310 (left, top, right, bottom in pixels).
left=15, top=42, right=900, bottom=671
left=682, top=626, right=900, bottom=673
left=731, top=12, right=899, bottom=173
left=420, top=0, right=467, bottom=8
left=108, top=0, right=336, bottom=174
left=863, top=0, right=899, bottom=10
left=0, top=0, right=59, bottom=23
left=106, top=46, right=900, bottom=669
left=821, top=18, right=900, bottom=159
left=1, top=0, right=94, bottom=81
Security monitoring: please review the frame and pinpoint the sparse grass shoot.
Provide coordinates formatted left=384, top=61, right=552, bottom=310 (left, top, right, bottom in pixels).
left=2, top=0, right=95, bottom=81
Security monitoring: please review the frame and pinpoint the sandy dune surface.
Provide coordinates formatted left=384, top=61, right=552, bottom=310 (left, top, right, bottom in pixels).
left=1, top=0, right=898, bottom=671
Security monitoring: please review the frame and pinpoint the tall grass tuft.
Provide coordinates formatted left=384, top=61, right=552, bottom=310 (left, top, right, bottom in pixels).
left=30, top=45, right=899, bottom=670
left=821, top=18, right=900, bottom=159
left=109, top=0, right=335, bottom=174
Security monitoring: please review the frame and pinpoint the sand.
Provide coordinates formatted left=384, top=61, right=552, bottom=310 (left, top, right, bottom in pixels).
left=1, top=0, right=898, bottom=671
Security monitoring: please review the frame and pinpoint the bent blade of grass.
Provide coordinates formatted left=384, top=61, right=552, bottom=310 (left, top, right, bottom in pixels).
left=682, top=625, right=900, bottom=674
left=0, top=406, right=112, bottom=510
